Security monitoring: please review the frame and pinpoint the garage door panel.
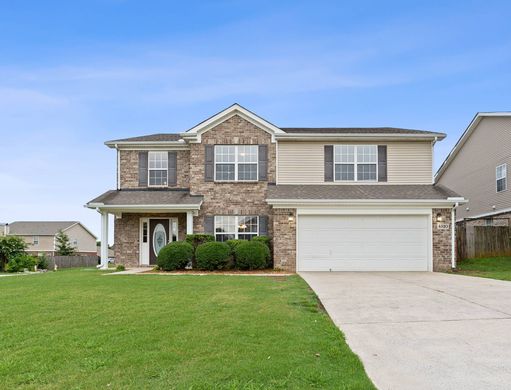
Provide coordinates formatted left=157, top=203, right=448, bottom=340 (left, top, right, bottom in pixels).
left=298, top=215, right=430, bottom=271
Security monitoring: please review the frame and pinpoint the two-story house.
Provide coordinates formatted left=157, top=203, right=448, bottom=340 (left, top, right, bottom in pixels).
left=87, top=104, right=464, bottom=272
left=3, top=221, right=97, bottom=256
left=436, top=112, right=511, bottom=226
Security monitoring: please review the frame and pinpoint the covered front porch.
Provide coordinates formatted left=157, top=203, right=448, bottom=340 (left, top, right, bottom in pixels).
left=86, top=189, right=203, bottom=268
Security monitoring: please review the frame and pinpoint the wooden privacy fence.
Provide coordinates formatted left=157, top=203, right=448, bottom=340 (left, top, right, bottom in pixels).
left=47, top=255, right=99, bottom=269
left=456, top=223, right=511, bottom=260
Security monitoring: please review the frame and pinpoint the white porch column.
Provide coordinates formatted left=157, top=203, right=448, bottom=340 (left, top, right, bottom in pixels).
left=100, top=211, right=109, bottom=269
left=186, top=211, right=194, bottom=235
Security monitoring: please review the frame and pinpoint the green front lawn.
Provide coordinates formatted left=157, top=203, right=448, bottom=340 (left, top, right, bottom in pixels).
left=0, top=269, right=374, bottom=389
left=456, top=256, right=511, bottom=281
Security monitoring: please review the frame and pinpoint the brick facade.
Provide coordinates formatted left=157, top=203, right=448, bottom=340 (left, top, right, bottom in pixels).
left=119, top=149, right=190, bottom=189
left=114, top=212, right=187, bottom=266
left=272, top=208, right=296, bottom=272
left=189, top=115, right=276, bottom=235
left=432, top=208, right=453, bottom=271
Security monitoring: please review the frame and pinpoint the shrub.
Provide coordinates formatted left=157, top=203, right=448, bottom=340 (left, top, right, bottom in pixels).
left=115, top=264, right=126, bottom=272
left=36, top=254, right=49, bottom=270
left=234, top=241, right=269, bottom=270
left=185, top=234, right=215, bottom=250
left=225, top=239, right=244, bottom=252
left=251, top=236, right=272, bottom=267
left=195, top=242, right=232, bottom=270
left=251, top=236, right=271, bottom=247
left=157, top=242, right=194, bottom=271
left=6, top=254, right=37, bottom=273
left=0, top=236, right=28, bottom=270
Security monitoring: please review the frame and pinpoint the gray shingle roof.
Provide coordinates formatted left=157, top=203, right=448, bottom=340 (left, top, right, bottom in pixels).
left=88, top=189, right=203, bottom=206
left=267, top=184, right=460, bottom=200
left=105, top=133, right=183, bottom=143
left=8, top=221, right=78, bottom=236
left=281, top=127, right=445, bottom=136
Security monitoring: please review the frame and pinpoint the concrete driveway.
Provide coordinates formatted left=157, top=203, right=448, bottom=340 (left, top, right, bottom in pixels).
left=301, top=272, right=511, bottom=390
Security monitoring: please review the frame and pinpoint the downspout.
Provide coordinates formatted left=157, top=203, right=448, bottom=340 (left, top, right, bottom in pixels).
left=116, top=144, right=120, bottom=190
left=451, top=202, right=458, bottom=269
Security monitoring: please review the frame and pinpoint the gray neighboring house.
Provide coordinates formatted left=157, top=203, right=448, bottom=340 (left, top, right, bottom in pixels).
left=436, top=112, right=511, bottom=226
left=4, top=221, right=98, bottom=256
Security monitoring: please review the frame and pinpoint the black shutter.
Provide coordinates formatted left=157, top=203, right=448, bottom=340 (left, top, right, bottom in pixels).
left=378, top=145, right=387, bottom=182
left=204, top=216, right=215, bottom=235
left=258, top=145, right=268, bottom=181
left=168, top=152, right=177, bottom=186
left=138, top=151, right=148, bottom=187
left=205, top=145, right=214, bottom=182
left=259, top=215, right=268, bottom=236
left=324, top=145, right=333, bottom=182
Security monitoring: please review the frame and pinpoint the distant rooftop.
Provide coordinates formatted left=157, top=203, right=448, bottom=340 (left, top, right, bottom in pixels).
left=7, top=221, right=79, bottom=236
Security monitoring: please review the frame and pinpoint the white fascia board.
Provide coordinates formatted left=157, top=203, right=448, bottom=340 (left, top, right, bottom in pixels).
left=266, top=198, right=465, bottom=208
left=181, top=104, right=284, bottom=143
left=458, top=206, right=511, bottom=222
left=275, top=133, right=445, bottom=142
left=435, top=112, right=511, bottom=181
left=86, top=203, right=202, bottom=211
left=105, top=140, right=189, bottom=150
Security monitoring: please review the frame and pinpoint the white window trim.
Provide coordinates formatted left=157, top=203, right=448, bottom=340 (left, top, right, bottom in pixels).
left=214, top=145, right=259, bottom=182
left=334, top=145, right=378, bottom=182
left=33, top=236, right=39, bottom=245
left=496, top=163, right=507, bottom=193
left=214, top=216, right=259, bottom=240
left=148, top=151, right=169, bottom=187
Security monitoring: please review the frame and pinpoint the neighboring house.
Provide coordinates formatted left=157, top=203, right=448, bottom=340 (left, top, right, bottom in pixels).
left=5, top=221, right=98, bottom=256
left=87, top=104, right=464, bottom=272
left=436, top=112, right=511, bottom=226
left=0, top=223, right=6, bottom=236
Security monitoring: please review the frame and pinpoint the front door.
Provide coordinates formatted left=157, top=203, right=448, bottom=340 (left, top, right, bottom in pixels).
left=149, top=219, right=170, bottom=265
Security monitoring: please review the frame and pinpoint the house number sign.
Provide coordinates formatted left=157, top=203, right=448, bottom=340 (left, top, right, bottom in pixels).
left=437, top=223, right=450, bottom=230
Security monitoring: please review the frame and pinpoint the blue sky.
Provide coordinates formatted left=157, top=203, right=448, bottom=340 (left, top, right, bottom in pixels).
left=1, top=0, right=510, bottom=241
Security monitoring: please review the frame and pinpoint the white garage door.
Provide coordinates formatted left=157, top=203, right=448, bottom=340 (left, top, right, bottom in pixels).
left=298, top=215, right=430, bottom=271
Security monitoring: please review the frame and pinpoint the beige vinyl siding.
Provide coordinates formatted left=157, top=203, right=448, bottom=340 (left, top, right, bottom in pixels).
left=64, top=224, right=98, bottom=253
left=277, top=141, right=433, bottom=184
left=437, top=117, right=511, bottom=220
left=20, top=235, right=55, bottom=253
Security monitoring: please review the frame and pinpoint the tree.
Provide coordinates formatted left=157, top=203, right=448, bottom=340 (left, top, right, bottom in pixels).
left=0, top=236, right=28, bottom=270
left=55, top=230, right=75, bottom=256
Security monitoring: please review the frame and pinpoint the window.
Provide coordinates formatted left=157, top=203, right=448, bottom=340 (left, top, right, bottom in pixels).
left=142, top=222, right=148, bottom=243
left=334, top=145, right=377, bottom=181
left=215, top=145, right=258, bottom=181
left=72, top=239, right=78, bottom=247
left=497, top=164, right=507, bottom=192
left=32, top=236, right=39, bottom=245
left=214, top=216, right=259, bottom=241
left=148, top=151, right=168, bottom=186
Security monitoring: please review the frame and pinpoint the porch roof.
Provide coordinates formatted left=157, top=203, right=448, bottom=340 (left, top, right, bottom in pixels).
left=86, top=189, right=203, bottom=212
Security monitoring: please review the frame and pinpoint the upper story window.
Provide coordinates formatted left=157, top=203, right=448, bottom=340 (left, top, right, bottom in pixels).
left=148, top=151, right=168, bottom=186
left=32, top=236, right=39, bottom=245
left=496, top=163, right=507, bottom=192
left=334, top=145, right=377, bottom=182
left=214, top=215, right=259, bottom=241
left=214, top=145, right=258, bottom=181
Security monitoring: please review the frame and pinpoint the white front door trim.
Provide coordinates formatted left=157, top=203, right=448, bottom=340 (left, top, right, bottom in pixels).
left=139, top=217, right=179, bottom=266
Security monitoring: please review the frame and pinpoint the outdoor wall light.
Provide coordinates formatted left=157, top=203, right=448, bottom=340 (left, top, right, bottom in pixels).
left=288, top=213, right=295, bottom=222
left=436, top=213, right=445, bottom=222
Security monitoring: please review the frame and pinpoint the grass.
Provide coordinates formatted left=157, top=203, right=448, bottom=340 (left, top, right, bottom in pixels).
left=456, top=256, right=511, bottom=281
left=0, top=269, right=374, bottom=389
